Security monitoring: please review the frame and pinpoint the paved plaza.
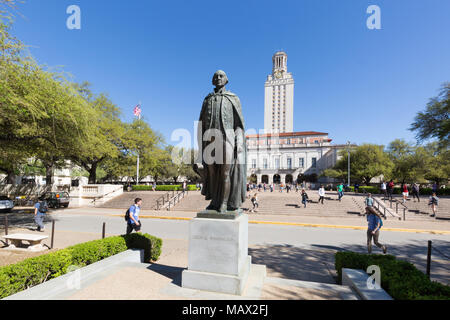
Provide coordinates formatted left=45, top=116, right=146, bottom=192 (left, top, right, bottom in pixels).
left=1, top=197, right=449, bottom=299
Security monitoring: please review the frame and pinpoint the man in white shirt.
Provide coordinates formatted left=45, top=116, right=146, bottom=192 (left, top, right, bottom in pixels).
left=318, top=185, right=325, bottom=205
left=381, top=181, right=387, bottom=199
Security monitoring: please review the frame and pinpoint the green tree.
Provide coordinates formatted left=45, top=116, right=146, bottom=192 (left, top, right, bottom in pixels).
left=410, top=83, right=450, bottom=149
left=69, top=85, right=124, bottom=184
left=323, top=144, right=393, bottom=185
left=387, top=139, right=429, bottom=185
left=423, top=142, right=450, bottom=186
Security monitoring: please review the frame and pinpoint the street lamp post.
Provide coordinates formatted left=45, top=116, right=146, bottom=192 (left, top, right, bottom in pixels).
left=347, top=141, right=351, bottom=187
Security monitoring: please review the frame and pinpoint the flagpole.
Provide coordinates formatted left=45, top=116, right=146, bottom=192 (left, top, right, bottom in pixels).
left=136, top=102, right=141, bottom=186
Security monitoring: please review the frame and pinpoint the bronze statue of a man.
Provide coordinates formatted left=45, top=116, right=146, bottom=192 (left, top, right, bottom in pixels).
left=195, top=70, right=247, bottom=214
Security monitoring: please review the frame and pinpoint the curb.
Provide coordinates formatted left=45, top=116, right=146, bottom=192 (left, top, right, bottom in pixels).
left=109, top=214, right=450, bottom=235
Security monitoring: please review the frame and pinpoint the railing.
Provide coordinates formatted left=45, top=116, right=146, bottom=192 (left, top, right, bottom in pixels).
left=155, top=191, right=176, bottom=210
left=166, top=190, right=188, bottom=211
left=381, top=196, right=408, bottom=220
left=83, top=185, right=99, bottom=193
left=91, top=187, right=122, bottom=206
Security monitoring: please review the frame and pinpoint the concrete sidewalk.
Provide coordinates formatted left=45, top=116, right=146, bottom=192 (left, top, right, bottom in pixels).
left=105, top=209, right=450, bottom=234
left=3, top=238, right=357, bottom=300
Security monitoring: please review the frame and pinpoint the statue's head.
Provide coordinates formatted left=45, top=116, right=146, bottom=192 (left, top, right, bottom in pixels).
left=212, top=70, right=229, bottom=87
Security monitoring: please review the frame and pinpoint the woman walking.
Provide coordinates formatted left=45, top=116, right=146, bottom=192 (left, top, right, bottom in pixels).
left=250, top=193, right=259, bottom=213
left=402, top=184, right=409, bottom=203
left=429, top=193, right=439, bottom=218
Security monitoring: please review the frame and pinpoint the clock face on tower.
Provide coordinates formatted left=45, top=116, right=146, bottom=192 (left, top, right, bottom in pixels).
left=274, top=70, right=282, bottom=79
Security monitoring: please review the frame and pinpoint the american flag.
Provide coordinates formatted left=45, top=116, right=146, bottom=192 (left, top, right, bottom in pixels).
left=133, top=104, right=141, bottom=117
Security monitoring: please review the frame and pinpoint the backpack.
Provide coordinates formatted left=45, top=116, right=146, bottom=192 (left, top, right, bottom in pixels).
left=39, top=201, right=48, bottom=213
left=124, top=208, right=130, bottom=221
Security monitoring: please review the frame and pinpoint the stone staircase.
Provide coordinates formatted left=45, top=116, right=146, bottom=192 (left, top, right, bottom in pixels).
left=172, top=191, right=365, bottom=217
left=170, top=191, right=449, bottom=220
left=353, top=194, right=449, bottom=221
left=98, top=191, right=168, bottom=210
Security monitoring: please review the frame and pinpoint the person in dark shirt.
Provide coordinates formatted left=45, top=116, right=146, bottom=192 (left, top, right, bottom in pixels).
left=300, top=189, right=309, bottom=208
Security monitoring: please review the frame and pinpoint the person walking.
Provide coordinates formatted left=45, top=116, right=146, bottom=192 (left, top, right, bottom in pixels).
left=354, top=183, right=360, bottom=193
left=402, top=184, right=409, bottom=203
left=318, top=185, right=325, bottom=205
left=126, top=198, right=142, bottom=234
left=34, top=197, right=48, bottom=232
left=337, top=182, right=344, bottom=202
left=270, top=183, right=274, bottom=193
left=365, top=193, right=374, bottom=208
left=432, top=182, right=438, bottom=194
left=428, top=193, right=439, bottom=218
left=387, top=179, right=394, bottom=200
left=380, top=181, right=387, bottom=199
left=411, top=183, right=420, bottom=202
left=300, top=189, right=309, bottom=208
left=152, top=182, right=156, bottom=192
left=366, top=207, right=387, bottom=254
left=250, top=193, right=259, bottom=213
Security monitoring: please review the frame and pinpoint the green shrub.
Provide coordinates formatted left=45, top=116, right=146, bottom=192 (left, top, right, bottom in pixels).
left=335, top=251, right=450, bottom=300
left=121, top=232, right=162, bottom=262
left=132, top=185, right=197, bottom=191
left=0, top=233, right=162, bottom=299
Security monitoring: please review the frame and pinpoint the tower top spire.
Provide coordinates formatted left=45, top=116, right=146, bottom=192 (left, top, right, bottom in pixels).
left=272, top=51, right=287, bottom=75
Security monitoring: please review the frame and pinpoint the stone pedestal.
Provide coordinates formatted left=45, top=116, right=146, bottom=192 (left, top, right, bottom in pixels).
left=182, top=214, right=251, bottom=295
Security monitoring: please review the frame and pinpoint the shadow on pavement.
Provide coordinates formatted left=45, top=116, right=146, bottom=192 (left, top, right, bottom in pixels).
left=147, top=263, right=186, bottom=286
left=0, top=212, right=56, bottom=231
left=249, top=240, right=450, bottom=286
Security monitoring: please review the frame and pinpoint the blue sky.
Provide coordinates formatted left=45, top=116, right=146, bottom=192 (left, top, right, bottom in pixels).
left=8, top=0, right=450, bottom=148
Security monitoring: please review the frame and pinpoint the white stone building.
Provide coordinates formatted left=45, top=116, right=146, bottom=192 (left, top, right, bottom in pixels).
left=246, top=51, right=349, bottom=185
left=264, top=51, right=294, bottom=134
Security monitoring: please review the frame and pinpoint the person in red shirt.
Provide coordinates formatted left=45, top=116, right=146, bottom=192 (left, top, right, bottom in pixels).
left=402, top=184, right=409, bottom=203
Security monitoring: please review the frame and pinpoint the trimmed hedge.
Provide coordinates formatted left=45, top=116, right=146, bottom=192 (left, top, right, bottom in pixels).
left=0, top=233, right=162, bottom=299
left=335, top=251, right=450, bottom=300
left=132, top=185, right=197, bottom=191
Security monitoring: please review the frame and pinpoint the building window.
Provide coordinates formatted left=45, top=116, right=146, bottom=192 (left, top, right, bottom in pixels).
left=275, top=158, right=280, bottom=169
left=299, top=158, right=304, bottom=168
left=312, top=158, right=317, bottom=168
left=287, top=158, right=292, bottom=169
left=287, top=139, right=291, bottom=145
left=252, top=159, right=256, bottom=169
left=263, top=159, right=268, bottom=169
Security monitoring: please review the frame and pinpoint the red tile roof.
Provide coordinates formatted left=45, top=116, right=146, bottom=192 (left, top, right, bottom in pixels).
left=246, top=131, right=329, bottom=138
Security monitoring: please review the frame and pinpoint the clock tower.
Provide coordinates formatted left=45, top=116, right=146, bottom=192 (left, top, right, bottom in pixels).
left=264, top=51, right=294, bottom=134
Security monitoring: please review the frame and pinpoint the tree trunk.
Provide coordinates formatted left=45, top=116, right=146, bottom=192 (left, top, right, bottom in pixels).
left=6, top=170, right=15, bottom=185
left=45, top=163, right=54, bottom=187
left=88, top=162, right=97, bottom=184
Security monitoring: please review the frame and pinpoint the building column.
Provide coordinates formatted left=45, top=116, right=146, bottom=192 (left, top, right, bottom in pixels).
left=280, top=174, right=286, bottom=184
left=257, top=174, right=262, bottom=184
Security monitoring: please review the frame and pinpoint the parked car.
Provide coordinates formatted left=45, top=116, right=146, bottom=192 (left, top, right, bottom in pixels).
left=40, top=192, right=70, bottom=209
left=0, top=196, right=14, bottom=213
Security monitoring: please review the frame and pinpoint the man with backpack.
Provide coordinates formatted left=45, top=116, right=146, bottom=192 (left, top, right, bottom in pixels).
left=366, top=207, right=387, bottom=254
left=34, top=197, right=48, bottom=232
left=125, top=198, right=142, bottom=234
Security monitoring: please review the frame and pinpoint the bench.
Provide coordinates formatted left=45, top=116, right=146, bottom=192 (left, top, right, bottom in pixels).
left=342, top=268, right=393, bottom=300
left=2, top=234, right=49, bottom=252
